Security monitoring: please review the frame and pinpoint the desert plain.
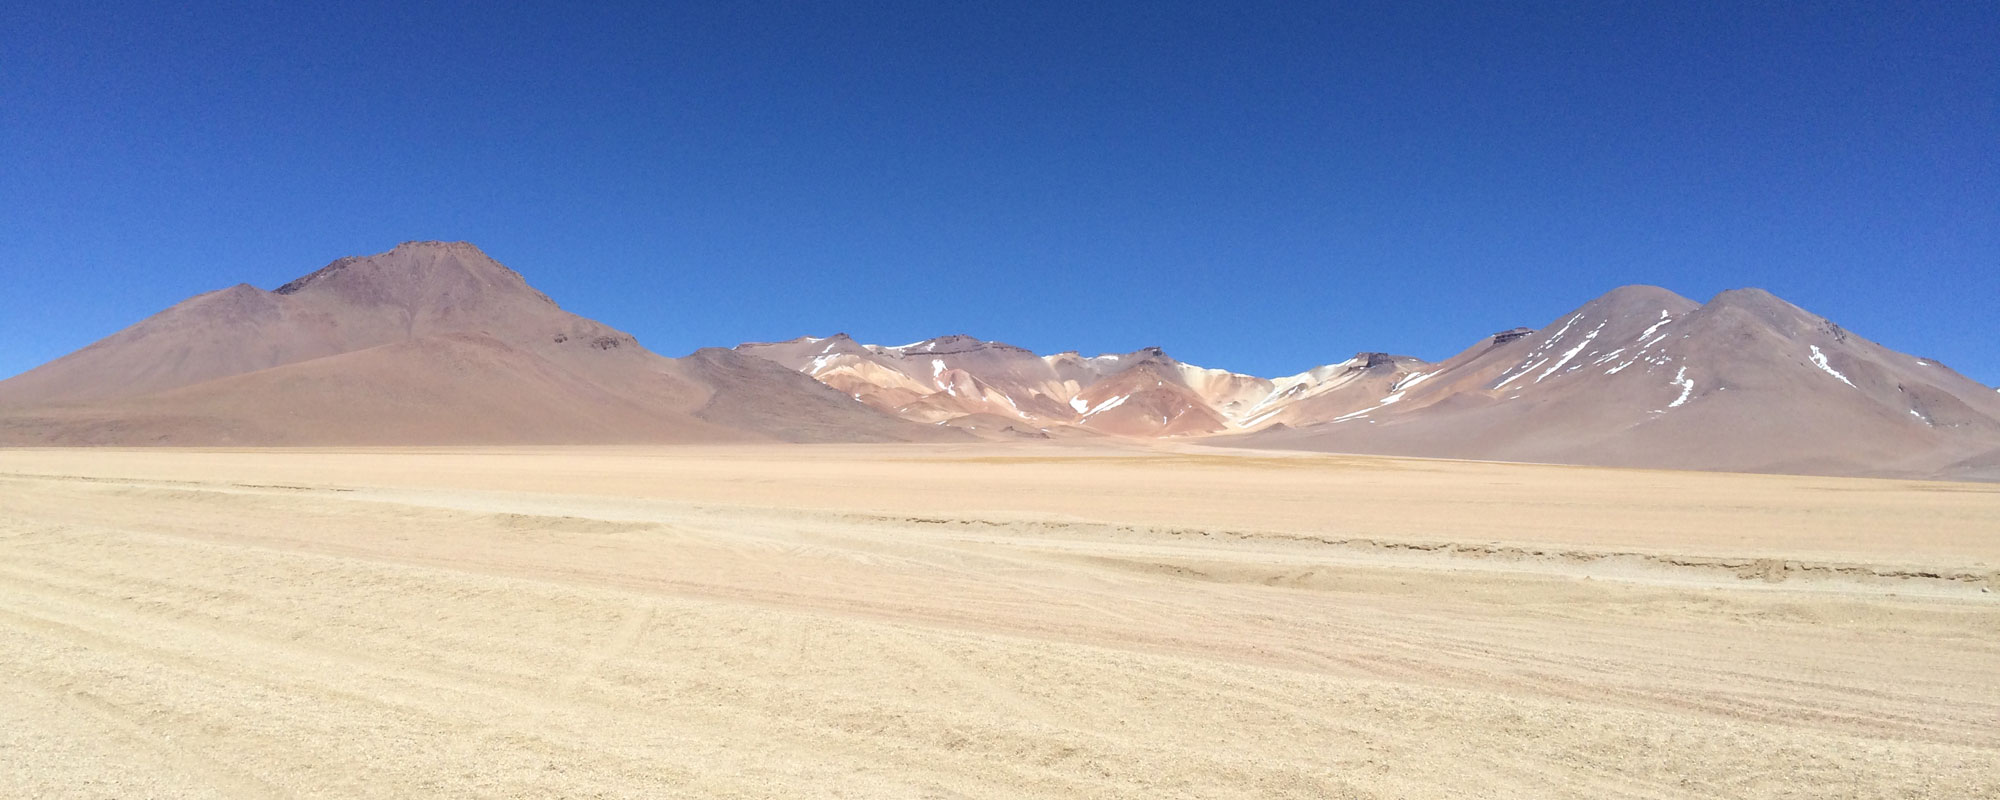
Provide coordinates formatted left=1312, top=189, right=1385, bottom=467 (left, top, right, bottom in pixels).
left=2, top=443, right=1997, bottom=799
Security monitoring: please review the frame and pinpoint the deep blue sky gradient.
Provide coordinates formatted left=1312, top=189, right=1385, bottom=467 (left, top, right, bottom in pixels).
left=3, top=1, right=1995, bottom=381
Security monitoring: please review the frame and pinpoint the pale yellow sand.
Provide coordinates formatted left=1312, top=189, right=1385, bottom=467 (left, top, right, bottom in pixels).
left=2, top=445, right=1996, bottom=798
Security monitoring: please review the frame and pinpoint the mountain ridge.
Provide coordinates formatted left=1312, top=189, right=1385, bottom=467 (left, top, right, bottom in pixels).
left=0, top=242, right=958, bottom=446
left=2, top=241, right=1993, bottom=479
left=736, top=284, right=2000, bottom=478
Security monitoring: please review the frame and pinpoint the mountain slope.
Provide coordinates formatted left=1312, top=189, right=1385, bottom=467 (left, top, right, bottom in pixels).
left=736, top=284, right=1999, bottom=478
left=735, top=335, right=1435, bottom=438
left=1236, top=286, right=2000, bottom=477
left=0, top=242, right=952, bottom=445
left=0, top=242, right=651, bottom=408
left=5, top=247, right=1991, bottom=478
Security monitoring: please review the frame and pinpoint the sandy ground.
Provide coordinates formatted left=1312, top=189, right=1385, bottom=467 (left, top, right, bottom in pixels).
left=2, top=444, right=1997, bottom=798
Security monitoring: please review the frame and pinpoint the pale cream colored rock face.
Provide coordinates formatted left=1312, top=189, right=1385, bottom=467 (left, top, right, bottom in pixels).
left=3, top=444, right=1997, bottom=798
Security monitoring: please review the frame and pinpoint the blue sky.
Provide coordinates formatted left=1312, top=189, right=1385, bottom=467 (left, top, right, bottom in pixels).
left=3, top=1, right=1995, bottom=382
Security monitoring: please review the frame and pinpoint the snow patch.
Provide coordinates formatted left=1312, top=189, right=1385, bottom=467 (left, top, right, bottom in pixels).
left=1494, top=358, right=1549, bottom=390
left=1545, top=314, right=1582, bottom=344
left=1239, top=408, right=1284, bottom=428
left=1081, top=394, right=1129, bottom=417
left=1666, top=366, right=1695, bottom=409
left=1330, top=406, right=1375, bottom=423
left=1809, top=346, right=1856, bottom=387
left=1391, top=371, right=1434, bottom=392
left=1537, top=320, right=1606, bottom=382
left=807, top=353, right=846, bottom=374
left=1635, top=311, right=1674, bottom=343
left=1330, top=390, right=1408, bottom=423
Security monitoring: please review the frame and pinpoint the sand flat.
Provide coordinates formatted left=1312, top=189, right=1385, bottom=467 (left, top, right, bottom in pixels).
left=2, top=445, right=1997, bottom=798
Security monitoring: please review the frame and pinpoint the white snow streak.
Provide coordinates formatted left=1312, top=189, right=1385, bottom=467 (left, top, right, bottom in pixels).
left=1331, top=390, right=1407, bottom=423
left=1081, top=394, right=1129, bottom=417
left=1635, top=310, right=1673, bottom=342
left=1391, top=371, right=1434, bottom=392
left=1537, top=321, right=1606, bottom=382
left=1331, top=406, right=1375, bottom=423
left=807, top=353, right=844, bottom=374
left=1666, top=366, right=1694, bottom=408
left=1546, top=314, right=1581, bottom=343
left=1239, top=408, right=1284, bottom=428
left=1491, top=314, right=1583, bottom=390
left=1809, top=346, right=1856, bottom=387
left=1494, top=359, right=1549, bottom=390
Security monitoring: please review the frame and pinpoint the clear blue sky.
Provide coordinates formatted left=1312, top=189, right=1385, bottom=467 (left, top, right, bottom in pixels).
left=3, top=2, right=1994, bottom=383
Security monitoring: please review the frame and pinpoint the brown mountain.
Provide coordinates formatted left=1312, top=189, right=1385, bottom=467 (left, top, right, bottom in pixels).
left=734, top=335, right=1433, bottom=439
left=0, top=242, right=953, bottom=445
left=1235, top=286, right=2000, bottom=478
left=6, top=248, right=1991, bottom=478
left=736, top=285, right=2000, bottom=479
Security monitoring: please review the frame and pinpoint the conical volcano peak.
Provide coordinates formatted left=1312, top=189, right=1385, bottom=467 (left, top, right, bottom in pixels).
left=273, top=241, right=553, bottom=308
left=393, top=240, right=490, bottom=255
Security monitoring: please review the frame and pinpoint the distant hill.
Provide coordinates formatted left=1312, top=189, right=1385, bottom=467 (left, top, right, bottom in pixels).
left=0, top=242, right=957, bottom=446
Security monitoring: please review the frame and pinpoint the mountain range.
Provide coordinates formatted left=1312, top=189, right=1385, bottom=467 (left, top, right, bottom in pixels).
left=4, top=241, right=1996, bottom=480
